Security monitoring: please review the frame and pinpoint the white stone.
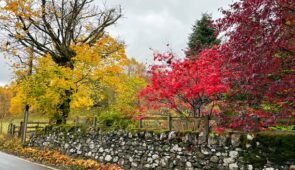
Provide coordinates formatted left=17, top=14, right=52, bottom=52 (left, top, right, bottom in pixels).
left=152, top=154, right=159, bottom=160
left=105, top=155, right=112, bottom=162
left=89, top=143, right=95, bottom=149
left=131, top=162, right=138, bottom=167
left=247, top=134, right=254, bottom=140
left=147, top=157, right=153, bottom=163
left=201, top=148, right=210, bottom=155
left=99, top=156, right=104, bottom=161
left=223, top=157, right=235, bottom=165
left=64, top=143, right=69, bottom=149
left=87, top=151, right=92, bottom=156
left=248, top=165, right=253, bottom=170
left=168, top=131, right=176, bottom=139
left=264, top=168, right=275, bottom=170
left=229, top=163, right=238, bottom=170
left=186, top=161, right=192, bottom=167
left=113, top=156, right=118, bottom=162
left=216, top=152, right=221, bottom=156
left=160, top=158, right=167, bottom=166
left=99, top=147, right=104, bottom=153
left=229, top=151, right=239, bottom=158
left=172, top=144, right=182, bottom=152
left=256, top=142, right=260, bottom=146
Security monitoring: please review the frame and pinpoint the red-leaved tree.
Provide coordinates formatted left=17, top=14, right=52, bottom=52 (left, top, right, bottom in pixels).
left=139, top=49, right=231, bottom=118
left=217, top=0, right=295, bottom=120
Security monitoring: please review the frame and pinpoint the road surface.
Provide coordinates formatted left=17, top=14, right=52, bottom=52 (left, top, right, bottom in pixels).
left=0, top=151, right=56, bottom=170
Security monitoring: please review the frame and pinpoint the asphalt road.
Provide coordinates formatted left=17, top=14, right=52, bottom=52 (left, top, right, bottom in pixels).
left=0, top=151, right=55, bottom=170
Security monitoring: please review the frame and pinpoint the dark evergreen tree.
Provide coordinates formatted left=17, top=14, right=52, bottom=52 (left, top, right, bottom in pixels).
left=187, top=13, right=220, bottom=57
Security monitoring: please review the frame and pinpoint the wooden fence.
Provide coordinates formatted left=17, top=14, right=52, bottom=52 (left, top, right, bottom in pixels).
left=74, top=116, right=97, bottom=127
left=137, top=116, right=295, bottom=133
left=7, top=115, right=293, bottom=142
left=7, top=121, right=49, bottom=141
left=137, top=115, right=210, bottom=132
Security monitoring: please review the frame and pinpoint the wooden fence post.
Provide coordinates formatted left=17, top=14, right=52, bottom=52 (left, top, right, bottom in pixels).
left=35, top=122, right=40, bottom=132
left=204, top=115, right=209, bottom=142
left=12, top=124, right=15, bottom=136
left=138, top=118, right=143, bottom=129
left=254, top=117, right=260, bottom=132
left=75, top=116, right=80, bottom=126
left=168, top=114, right=172, bottom=131
left=92, top=117, right=97, bottom=127
left=19, top=122, right=24, bottom=138
left=0, top=120, right=2, bottom=134
left=7, top=123, right=12, bottom=135
left=22, top=105, right=29, bottom=143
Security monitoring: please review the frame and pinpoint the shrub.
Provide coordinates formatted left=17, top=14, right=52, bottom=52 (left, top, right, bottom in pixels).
left=97, top=110, right=136, bottom=130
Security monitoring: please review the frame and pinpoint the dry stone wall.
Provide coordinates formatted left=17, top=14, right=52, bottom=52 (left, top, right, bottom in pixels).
left=28, top=126, right=294, bottom=170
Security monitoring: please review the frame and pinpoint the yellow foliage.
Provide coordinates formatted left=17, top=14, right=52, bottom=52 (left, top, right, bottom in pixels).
left=0, top=86, right=14, bottom=118
left=0, top=137, right=123, bottom=170
left=11, top=35, right=135, bottom=118
left=9, top=90, right=23, bottom=114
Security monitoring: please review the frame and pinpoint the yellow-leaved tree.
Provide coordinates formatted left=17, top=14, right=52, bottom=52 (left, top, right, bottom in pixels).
left=10, top=35, right=131, bottom=123
left=1, top=0, right=122, bottom=124
left=0, top=86, right=13, bottom=119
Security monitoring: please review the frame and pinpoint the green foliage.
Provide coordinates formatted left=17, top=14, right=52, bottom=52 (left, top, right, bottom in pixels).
left=256, top=133, right=295, bottom=163
left=97, top=111, right=136, bottom=130
left=270, top=125, right=295, bottom=131
left=187, top=13, right=220, bottom=55
left=242, top=132, right=295, bottom=168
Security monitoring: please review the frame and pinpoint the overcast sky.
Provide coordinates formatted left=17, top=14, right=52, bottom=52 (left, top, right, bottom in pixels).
left=0, top=0, right=234, bottom=86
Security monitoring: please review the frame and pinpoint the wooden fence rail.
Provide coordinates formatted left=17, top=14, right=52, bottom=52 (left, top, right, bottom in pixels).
left=7, top=121, right=49, bottom=141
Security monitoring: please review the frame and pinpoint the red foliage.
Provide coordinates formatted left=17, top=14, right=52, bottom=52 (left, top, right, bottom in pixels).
left=217, top=0, right=295, bottom=117
left=214, top=127, right=225, bottom=134
left=139, top=49, right=231, bottom=117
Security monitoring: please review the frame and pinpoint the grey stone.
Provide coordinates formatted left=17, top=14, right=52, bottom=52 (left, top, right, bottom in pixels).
left=229, top=151, right=239, bottom=158
left=231, top=134, right=241, bottom=147
left=248, top=164, right=253, bottom=170
left=105, top=155, right=112, bottom=162
left=131, top=162, right=138, bottom=167
left=152, top=154, right=159, bottom=160
left=210, top=156, right=219, bottom=163
left=160, top=133, right=167, bottom=140
left=223, top=157, right=235, bottom=165
left=201, top=147, right=211, bottom=155
left=168, top=131, right=177, bottom=140
left=229, top=163, right=238, bottom=170
left=186, top=161, right=192, bottom=168
left=64, top=143, right=69, bottom=149
left=247, top=134, right=254, bottom=141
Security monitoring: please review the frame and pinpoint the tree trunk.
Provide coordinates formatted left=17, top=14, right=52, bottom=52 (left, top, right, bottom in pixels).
left=56, top=90, right=72, bottom=124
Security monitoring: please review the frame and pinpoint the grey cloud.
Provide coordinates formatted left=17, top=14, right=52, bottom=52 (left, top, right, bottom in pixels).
left=0, top=0, right=235, bottom=85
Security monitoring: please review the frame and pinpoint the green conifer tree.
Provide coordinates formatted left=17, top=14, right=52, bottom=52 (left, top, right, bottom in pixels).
left=187, top=13, right=220, bottom=57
